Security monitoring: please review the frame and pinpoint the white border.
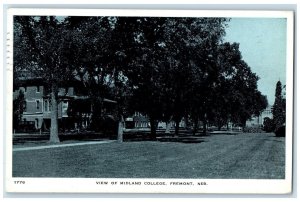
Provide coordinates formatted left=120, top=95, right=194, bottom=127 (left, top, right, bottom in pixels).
left=5, top=8, right=294, bottom=194
left=6, top=8, right=295, bottom=18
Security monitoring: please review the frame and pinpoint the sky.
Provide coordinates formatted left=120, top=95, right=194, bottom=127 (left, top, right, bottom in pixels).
left=224, top=18, right=287, bottom=105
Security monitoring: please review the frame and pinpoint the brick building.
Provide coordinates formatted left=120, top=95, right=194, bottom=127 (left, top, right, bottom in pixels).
left=13, top=78, right=80, bottom=131
left=13, top=76, right=117, bottom=132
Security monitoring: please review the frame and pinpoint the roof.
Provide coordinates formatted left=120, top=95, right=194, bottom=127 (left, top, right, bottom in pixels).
left=14, top=75, right=84, bottom=88
left=73, top=96, right=117, bottom=103
left=13, top=76, right=117, bottom=104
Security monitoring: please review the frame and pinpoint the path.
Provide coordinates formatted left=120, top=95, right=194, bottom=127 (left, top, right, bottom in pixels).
left=13, top=140, right=116, bottom=152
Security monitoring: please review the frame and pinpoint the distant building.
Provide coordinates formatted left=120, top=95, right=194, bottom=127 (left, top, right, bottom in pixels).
left=125, top=112, right=186, bottom=130
left=246, top=105, right=273, bottom=127
left=125, top=112, right=149, bottom=129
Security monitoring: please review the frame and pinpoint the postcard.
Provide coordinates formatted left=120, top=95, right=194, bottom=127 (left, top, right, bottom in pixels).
left=5, top=8, right=294, bottom=194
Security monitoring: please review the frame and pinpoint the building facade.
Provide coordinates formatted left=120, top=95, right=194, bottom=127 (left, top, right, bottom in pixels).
left=13, top=76, right=119, bottom=133
left=245, top=105, right=273, bottom=127
left=13, top=78, right=78, bottom=131
left=125, top=112, right=186, bottom=130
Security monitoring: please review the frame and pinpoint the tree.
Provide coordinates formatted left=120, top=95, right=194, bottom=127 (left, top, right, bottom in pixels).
left=124, top=17, right=169, bottom=139
left=198, top=42, right=268, bottom=130
left=263, top=117, right=275, bottom=132
left=124, top=17, right=233, bottom=137
left=13, top=90, right=26, bottom=130
left=64, top=17, right=117, bottom=132
left=109, top=17, right=151, bottom=142
left=272, top=81, right=286, bottom=135
left=14, top=16, right=75, bottom=143
left=14, top=15, right=269, bottom=142
left=182, top=18, right=229, bottom=135
left=207, top=42, right=242, bottom=129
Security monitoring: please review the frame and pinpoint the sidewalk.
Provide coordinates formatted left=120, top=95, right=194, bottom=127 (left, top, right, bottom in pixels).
left=13, top=140, right=116, bottom=152
left=13, top=132, right=116, bottom=151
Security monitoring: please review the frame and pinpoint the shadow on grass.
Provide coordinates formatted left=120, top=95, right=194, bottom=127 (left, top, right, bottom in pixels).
left=208, top=132, right=239, bottom=135
left=13, top=131, right=208, bottom=145
left=264, top=138, right=285, bottom=143
left=157, top=137, right=206, bottom=144
left=123, top=132, right=207, bottom=144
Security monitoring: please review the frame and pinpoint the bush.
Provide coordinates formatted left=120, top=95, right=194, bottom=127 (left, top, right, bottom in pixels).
left=89, top=115, right=118, bottom=137
left=275, top=125, right=285, bottom=137
left=263, top=117, right=275, bottom=132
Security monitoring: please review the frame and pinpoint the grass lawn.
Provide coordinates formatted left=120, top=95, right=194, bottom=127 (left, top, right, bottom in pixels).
left=12, top=132, right=285, bottom=179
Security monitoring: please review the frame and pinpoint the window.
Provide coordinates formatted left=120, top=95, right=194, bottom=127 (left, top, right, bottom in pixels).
left=24, top=86, right=27, bottom=92
left=36, top=100, right=40, bottom=110
left=44, top=100, right=51, bottom=112
left=36, top=86, right=40, bottom=92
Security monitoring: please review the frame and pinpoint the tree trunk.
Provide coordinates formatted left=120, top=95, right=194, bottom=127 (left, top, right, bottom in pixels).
left=241, top=119, right=247, bottom=131
left=203, top=115, right=207, bottom=136
left=149, top=117, right=157, bottom=140
left=50, top=85, right=60, bottom=143
left=117, top=115, right=124, bottom=143
left=184, top=116, right=189, bottom=130
left=193, top=117, right=198, bottom=135
left=174, top=118, right=180, bottom=137
left=90, top=97, right=103, bottom=131
left=165, top=121, right=171, bottom=135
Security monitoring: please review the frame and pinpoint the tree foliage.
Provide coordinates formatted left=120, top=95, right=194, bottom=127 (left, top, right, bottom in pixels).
left=272, top=81, right=286, bottom=136
left=13, top=90, right=26, bottom=130
left=14, top=16, right=269, bottom=140
left=14, top=16, right=75, bottom=142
